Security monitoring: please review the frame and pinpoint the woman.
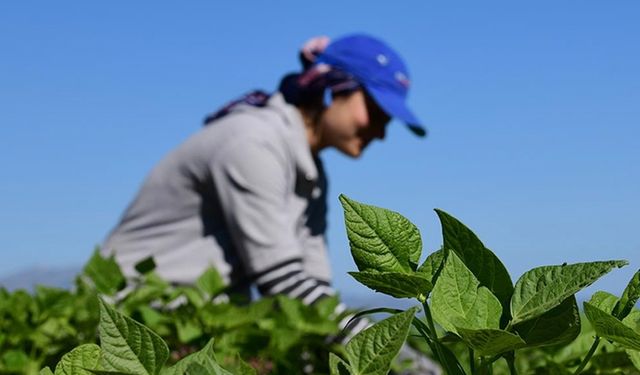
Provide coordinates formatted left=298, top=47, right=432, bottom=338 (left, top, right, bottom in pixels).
left=102, top=33, right=426, bottom=308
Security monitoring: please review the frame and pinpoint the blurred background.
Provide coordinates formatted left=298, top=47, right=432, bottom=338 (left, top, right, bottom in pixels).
left=1, top=1, right=638, bottom=306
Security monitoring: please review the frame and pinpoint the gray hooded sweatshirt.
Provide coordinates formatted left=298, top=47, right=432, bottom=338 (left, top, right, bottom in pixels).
left=102, top=93, right=332, bottom=301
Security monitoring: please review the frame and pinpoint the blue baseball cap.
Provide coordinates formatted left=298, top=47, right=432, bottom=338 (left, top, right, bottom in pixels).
left=315, top=34, right=426, bottom=137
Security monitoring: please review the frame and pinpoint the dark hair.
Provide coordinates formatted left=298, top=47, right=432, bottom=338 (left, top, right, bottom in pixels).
left=278, top=72, right=324, bottom=107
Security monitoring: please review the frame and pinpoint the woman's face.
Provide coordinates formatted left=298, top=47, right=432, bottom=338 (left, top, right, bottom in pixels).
left=318, top=89, right=391, bottom=158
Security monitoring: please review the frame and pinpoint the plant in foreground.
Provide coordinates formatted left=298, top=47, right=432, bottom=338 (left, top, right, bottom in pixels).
left=330, top=194, right=640, bottom=375
left=39, top=297, right=256, bottom=375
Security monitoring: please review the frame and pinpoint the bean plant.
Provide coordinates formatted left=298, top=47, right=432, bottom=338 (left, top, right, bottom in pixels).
left=4, top=194, right=640, bottom=374
left=331, top=194, right=640, bottom=374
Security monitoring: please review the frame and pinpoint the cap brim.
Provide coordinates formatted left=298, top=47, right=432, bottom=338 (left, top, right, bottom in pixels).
left=366, top=85, right=427, bottom=137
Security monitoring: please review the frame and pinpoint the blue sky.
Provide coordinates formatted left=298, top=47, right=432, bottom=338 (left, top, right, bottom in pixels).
left=1, top=2, right=639, bottom=301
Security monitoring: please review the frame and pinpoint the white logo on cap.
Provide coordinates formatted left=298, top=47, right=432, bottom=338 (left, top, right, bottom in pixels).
left=377, top=54, right=389, bottom=66
left=395, top=71, right=410, bottom=88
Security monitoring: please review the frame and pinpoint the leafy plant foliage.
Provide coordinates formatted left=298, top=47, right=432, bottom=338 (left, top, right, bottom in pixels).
left=0, top=250, right=344, bottom=374
left=337, top=194, right=639, bottom=374
left=2, top=195, right=639, bottom=374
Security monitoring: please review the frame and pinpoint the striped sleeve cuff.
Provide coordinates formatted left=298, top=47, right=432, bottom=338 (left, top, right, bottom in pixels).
left=253, top=259, right=370, bottom=344
left=254, top=259, right=333, bottom=305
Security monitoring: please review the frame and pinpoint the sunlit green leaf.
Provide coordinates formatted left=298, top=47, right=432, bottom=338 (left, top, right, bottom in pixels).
left=416, top=248, right=445, bottom=286
left=431, top=251, right=502, bottom=334
left=511, top=260, right=627, bottom=325
left=98, top=299, right=169, bottom=375
left=588, top=291, right=619, bottom=315
left=435, top=209, right=513, bottom=324
left=345, top=307, right=419, bottom=375
left=339, top=195, right=422, bottom=273
left=162, top=339, right=231, bottom=375
left=196, top=267, right=225, bottom=298
left=82, top=249, right=126, bottom=295
left=584, top=301, right=640, bottom=351
left=54, top=344, right=101, bottom=375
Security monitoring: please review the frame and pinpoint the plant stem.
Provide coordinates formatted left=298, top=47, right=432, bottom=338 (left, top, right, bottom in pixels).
left=504, top=351, right=517, bottom=375
left=573, top=337, right=600, bottom=374
left=422, top=301, right=466, bottom=374
left=469, top=347, right=475, bottom=374
left=421, top=302, right=444, bottom=362
left=478, top=357, right=491, bottom=375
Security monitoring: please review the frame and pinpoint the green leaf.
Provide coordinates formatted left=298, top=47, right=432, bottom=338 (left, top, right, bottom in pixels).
left=136, top=306, right=170, bottom=329
left=41, top=368, right=55, bottom=375
left=196, top=267, right=225, bottom=298
left=456, top=328, right=525, bottom=356
left=623, top=309, right=640, bottom=370
left=584, top=301, right=640, bottom=351
left=630, top=350, right=640, bottom=372
left=329, top=353, right=353, bottom=375
left=218, top=354, right=256, bottom=375
left=184, top=363, right=208, bottom=375
left=513, top=296, right=581, bottom=348
left=431, top=251, right=502, bottom=334
left=345, top=307, right=419, bottom=375
left=98, top=298, right=169, bottom=375
left=339, top=195, right=422, bottom=273
left=435, top=209, right=513, bottom=323
left=348, top=271, right=432, bottom=299
left=162, top=339, right=232, bottom=375
left=176, top=319, right=202, bottom=343
left=613, top=269, right=640, bottom=320
left=276, top=295, right=337, bottom=335
left=1, top=350, right=30, bottom=373
left=588, top=291, right=619, bottom=313
left=134, top=257, right=156, bottom=275
left=175, top=287, right=205, bottom=309
left=83, top=249, right=126, bottom=295
left=54, top=344, right=101, bottom=375
left=416, top=248, right=445, bottom=286
left=511, top=260, right=627, bottom=325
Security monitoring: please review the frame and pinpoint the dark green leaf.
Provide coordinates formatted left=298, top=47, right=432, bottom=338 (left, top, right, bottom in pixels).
left=134, top=257, right=156, bottom=275
left=513, top=296, right=581, bottom=348
left=613, top=269, right=640, bottom=320
left=349, top=271, right=432, bottom=299
left=329, top=353, right=352, bottom=375
left=456, top=328, right=525, bottom=356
